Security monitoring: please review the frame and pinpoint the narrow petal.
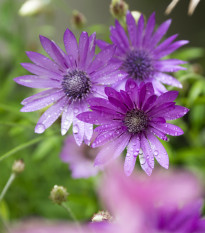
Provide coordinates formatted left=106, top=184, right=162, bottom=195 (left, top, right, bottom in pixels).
left=96, top=39, right=110, bottom=50
left=143, top=12, right=155, bottom=47
left=124, top=135, right=140, bottom=176
left=147, top=132, right=169, bottom=169
left=73, top=116, right=85, bottom=146
left=21, top=90, right=64, bottom=112
left=35, top=97, right=66, bottom=134
left=85, top=32, right=96, bottom=68
left=61, top=104, right=73, bottom=135
left=139, top=149, right=153, bottom=176
left=63, top=28, right=78, bottom=65
left=26, top=51, right=61, bottom=73
left=155, top=59, right=186, bottom=72
left=154, top=90, right=178, bottom=106
left=136, top=14, right=144, bottom=47
left=21, top=89, right=59, bottom=105
left=150, top=122, right=184, bottom=136
left=87, top=97, right=113, bottom=109
left=126, top=11, right=137, bottom=46
left=92, top=128, right=124, bottom=148
left=141, top=133, right=154, bottom=169
left=84, top=123, right=93, bottom=145
left=110, top=26, right=126, bottom=53
left=78, top=31, right=89, bottom=69
left=148, top=127, right=168, bottom=141
left=108, top=96, right=127, bottom=113
left=148, top=102, right=175, bottom=117
left=150, top=19, right=172, bottom=49
left=143, top=95, right=157, bottom=112
left=39, top=35, right=68, bottom=68
left=77, top=111, right=116, bottom=124
left=94, top=122, right=123, bottom=133
left=153, top=34, right=178, bottom=56
left=155, top=39, right=188, bottom=58
left=21, top=63, right=62, bottom=78
left=94, top=133, right=130, bottom=166
left=163, top=105, right=189, bottom=120
left=14, top=75, right=61, bottom=88
left=88, top=45, right=116, bottom=73
left=115, top=20, right=129, bottom=48
left=156, top=73, right=182, bottom=88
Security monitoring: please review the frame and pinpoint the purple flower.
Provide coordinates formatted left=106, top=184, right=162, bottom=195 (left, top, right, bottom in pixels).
left=14, top=29, right=121, bottom=145
left=99, top=165, right=205, bottom=233
left=97, top=11, right=189, bottom=95
left=77, top=80, right=189, bottom=176
left=60, top=134, right=100, bottom=178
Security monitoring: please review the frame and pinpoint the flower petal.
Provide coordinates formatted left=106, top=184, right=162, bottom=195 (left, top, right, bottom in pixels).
left=35, top=97, right=66, bottom=133
left=61, top=104, right=73, bottom=136
left=163, top=105, right=189, bottom=120
left=94, top=133, right=130, bottom=166
left=124, top=135, right=140, bottom=176
left=141, top=133, right=154, bottom=169
left=126, top=11, right=137, bottom=46
left=63, top=28, right=78, bottom=66
left=147, top=132, right=169, bottom=169
left=14, top=75, right=61, bottom=88
left=21, top=90, right=64, bottom=112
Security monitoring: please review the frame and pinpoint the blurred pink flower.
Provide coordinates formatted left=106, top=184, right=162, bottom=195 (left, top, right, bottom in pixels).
left=10, top=165, right=205, bottom=233
left=60, top=135, right=100, bottom=178
left=100, top=164, right=205, bottom=233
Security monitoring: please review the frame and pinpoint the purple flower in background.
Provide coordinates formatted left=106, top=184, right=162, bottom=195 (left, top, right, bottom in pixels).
left=60, top=134, right=100, bottom=178
left=14, top=29, right=121, bottom=145
left=97, top=11, right=188, bottom=95
left=99, top=165, right=205, bottom=233
left=77, top=80, right=189, bottom=176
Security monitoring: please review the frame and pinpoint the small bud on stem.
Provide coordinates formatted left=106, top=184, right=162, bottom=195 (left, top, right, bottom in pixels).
left=110, top=0, right=129, bottom=19
left=50, top=185, right=68, bottom=205
left=71, top=10, right=87, bottom=29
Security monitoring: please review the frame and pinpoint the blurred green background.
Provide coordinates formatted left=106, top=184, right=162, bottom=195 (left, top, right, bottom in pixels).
left=0, top=0, right=205, bottom=230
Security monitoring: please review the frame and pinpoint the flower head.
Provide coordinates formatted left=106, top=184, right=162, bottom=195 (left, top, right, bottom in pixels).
left=14, top=29, right=121, bottom=145
left=19, top=0, right=50, bottom=16
left=99, top=165, right=205, bottom=233
left=97, top=12, right=188, bottom=95
left=77, top=80, right=189, bottom=175
left=60, top=135, right=100, bottom=178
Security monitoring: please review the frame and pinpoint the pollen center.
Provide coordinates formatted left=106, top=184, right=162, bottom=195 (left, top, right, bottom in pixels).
left=62, top=70, right=91, bottom=101
left=124, top=109, right=148, bottom=134
left=122, top=50, right=153, bottom=80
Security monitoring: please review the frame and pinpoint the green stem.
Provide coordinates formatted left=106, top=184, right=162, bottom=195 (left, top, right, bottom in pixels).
left=0, top=137, right=42, bottom=162
left=0, top=173, right=16, bottom=203
left=61, top=203, right=82, bottom=232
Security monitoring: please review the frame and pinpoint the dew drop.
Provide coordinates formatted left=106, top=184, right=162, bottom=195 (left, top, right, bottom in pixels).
left=74, top=108, right=79, bottom=114
left=35, top=123, right=45, bottom=134
left=73, top=125, right=79, bottom=134
left=154, top=150, right=159, bottom=156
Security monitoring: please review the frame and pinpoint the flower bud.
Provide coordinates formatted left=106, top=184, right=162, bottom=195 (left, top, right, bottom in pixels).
left=131, top=11, right=142, bottom=24
left=71, top=10, right=87, bottom=29
left=110, top=0, right=129, bottom=19
left=50, top=185, right=68, bottom=205
left=19, top=0, right=50, bottom=16
left=92, top=211, right=113, bottom=222
left=12, top=160, right=25, bottom=174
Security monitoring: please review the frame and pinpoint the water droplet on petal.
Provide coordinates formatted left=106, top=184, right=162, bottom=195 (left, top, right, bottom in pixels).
left=154, top=150, right=159, bottom=156
left=35, top=123, right=45, bottom=134
left=73, top=125, right=79, bottom=134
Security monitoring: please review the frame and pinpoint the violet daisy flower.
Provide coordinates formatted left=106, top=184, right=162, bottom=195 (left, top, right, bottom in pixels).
left=97, top=11, right=189, bottom=95
left=14, top=29, right=121, bottom=145
left=77, top=79, right=189, bottom=176
left=60, top=134, right=100, bottom=178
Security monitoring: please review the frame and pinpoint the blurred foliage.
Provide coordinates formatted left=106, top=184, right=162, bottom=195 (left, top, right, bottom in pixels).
left=0, top=0, right=205, bottom=232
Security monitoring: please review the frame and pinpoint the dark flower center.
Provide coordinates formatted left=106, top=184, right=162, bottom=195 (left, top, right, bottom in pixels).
left=122, top=50, right=153, bottom=80
left=124, top=109, right=148, bottom=134
left=62, top=70, right=91, bottom=101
